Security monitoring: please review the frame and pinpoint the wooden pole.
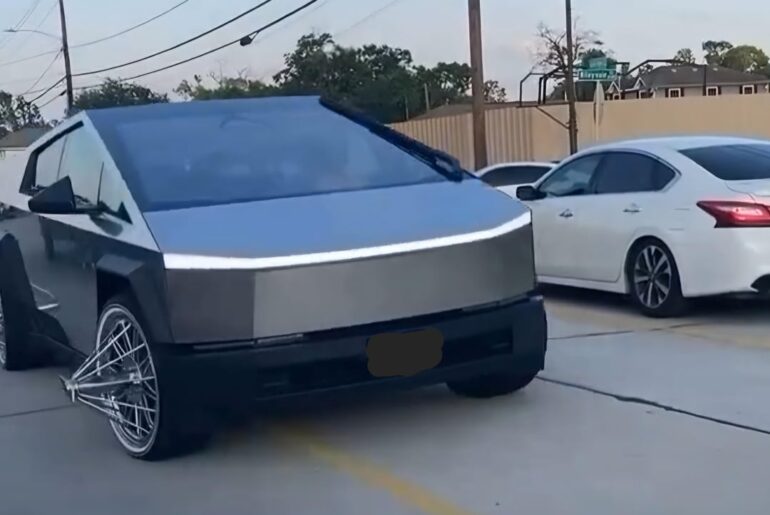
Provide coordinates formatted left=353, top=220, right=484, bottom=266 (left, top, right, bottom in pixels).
left=58, top=0, right=74, bottom=113
left=468, top=0, right=488, bottom=169
left=564, top=0, right=578, bottom=154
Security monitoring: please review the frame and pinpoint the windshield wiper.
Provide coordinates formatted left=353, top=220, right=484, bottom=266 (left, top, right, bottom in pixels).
left=319, top=97, right=466, bottom=182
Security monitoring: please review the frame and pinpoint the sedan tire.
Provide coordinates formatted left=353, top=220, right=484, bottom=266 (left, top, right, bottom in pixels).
left=627, top=239, right=687, bottom=318
left=447, top=366, right=539, bottom=399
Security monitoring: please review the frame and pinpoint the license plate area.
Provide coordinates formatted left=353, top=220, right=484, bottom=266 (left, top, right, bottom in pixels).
left=366, top=328, right=444, bottom=378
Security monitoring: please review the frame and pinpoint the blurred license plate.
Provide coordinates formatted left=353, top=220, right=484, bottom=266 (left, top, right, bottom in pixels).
left=367, top=328, right=444, bottom=378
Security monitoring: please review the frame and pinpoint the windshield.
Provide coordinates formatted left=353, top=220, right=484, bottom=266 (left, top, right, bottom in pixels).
left=681, top=144, right=770, bottom=181
left=92, top=99, right=446, bottom=211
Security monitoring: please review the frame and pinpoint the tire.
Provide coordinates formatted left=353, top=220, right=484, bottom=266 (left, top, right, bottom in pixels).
left=627, top=239, right=687, bottom=318
left=94, top=294, right=209, bottom=460
left=447, top=366, right=539, bottom=399
left=0, top=291, right=34, bottom=371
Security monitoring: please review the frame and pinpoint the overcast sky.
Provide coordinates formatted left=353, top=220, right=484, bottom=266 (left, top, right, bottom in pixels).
left=1, top=0, right=768, bottom=120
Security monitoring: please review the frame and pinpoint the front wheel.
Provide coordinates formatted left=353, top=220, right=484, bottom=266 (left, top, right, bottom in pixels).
left=627, top=240, right=687, bottom=318
left=81, top=295, right=208, bottom=460
left=447, top=367, right=539, bottom=399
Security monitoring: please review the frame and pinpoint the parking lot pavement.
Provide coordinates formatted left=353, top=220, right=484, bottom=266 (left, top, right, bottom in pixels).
left=2, top=300, right=770, bottom=515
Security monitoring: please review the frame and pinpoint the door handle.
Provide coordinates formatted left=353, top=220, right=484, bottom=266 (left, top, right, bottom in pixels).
left=559, top=209, right=574, bottom=219
left=623, top=205, right=641, bottom=214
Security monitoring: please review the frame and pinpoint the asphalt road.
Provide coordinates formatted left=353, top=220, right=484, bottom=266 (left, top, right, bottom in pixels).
left=1, top=290, right=769, bottom=515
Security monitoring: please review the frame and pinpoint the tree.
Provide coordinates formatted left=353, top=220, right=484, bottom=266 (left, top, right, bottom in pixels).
left=0, top=90, right=47, bottom=133
left=73, top=79, right=168, bottom=111
left=673, top=48, right=696, bottom=64
left=534, top=22, right=604, bottom=74
left=702, top=40, right=733, bottom=65
left=720, top=45, right=770, bottom=74
left=484, top=81, right=507, bottom=103
left=175, top=72, right=279, bottom=100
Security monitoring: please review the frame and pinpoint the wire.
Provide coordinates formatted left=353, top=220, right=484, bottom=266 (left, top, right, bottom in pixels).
left=72, top=0, right=191, bottom=49
left=0, top=0, right=191, bottom=69
left=0, top=0, right=43, bottom=51
left=75, top=0, right=321, bottom=86
left=21, top=50, right=61, bottom=95
left=37, top=90, right=64, bottom=108
left=73, top=0, right=277, bottom=77
left=334, top=0, right=406, bottom=38
left=28, top=76, right=64, bottom=103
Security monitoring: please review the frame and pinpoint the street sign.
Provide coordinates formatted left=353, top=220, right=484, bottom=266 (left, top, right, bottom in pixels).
left=586, top=57, right=608, bottom=70
left=578, top=69, right=615, bottom=81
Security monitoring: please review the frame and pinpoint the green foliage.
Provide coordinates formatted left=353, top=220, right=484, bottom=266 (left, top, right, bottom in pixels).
left=73, top=79, right=168, bottom=112
left=673, top=48, right=696, bottom=64
left=702, top=40, right=734, bottom=65
left=177, top=33, right=507, bottom=123
left=0, top=90, right=47, bottom=133
left=720, top=45, right=770, bottom=74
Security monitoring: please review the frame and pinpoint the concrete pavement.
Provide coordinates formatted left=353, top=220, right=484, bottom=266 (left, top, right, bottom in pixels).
left=1, top=293, right=769, bottom=515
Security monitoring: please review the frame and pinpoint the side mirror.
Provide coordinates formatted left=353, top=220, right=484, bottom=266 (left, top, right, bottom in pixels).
left=516, top=185, right=546, bottom=201
left=28, top=176, right=102, bottom=215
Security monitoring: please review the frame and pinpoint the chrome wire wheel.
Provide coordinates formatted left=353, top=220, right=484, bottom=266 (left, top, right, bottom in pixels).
left=0, top=295, right=6, bottom=367
left=633, top=245, right=673, bottom=310
left=70, top=305, right=160, bottom=455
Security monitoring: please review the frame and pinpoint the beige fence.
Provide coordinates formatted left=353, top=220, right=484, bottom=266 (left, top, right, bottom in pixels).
left=392, top=95, right=770, bottom=169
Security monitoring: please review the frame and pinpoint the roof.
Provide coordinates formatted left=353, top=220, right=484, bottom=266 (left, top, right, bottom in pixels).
left=0, top=126, right=49, bottom=149
left=582, top=135, right=769, bottom=153
left=637, top=65, right=770, bottom=89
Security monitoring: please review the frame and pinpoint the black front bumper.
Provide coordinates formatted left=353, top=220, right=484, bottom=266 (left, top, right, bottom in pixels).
left=157, top=294, right=547, bottom=407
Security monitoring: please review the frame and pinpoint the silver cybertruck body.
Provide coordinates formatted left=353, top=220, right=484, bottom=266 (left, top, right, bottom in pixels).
left=0, top=97, right=546, bottom=459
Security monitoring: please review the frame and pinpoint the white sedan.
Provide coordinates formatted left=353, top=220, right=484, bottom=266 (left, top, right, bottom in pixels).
left=515, top=136, right=770, bottom=317
left=476, top=161, right=555, bottom=197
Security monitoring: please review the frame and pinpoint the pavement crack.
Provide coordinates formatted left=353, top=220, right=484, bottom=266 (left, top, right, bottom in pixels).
left=0, top=404, right=76, bottom=421
left=537, top=376, right=770, bottom=437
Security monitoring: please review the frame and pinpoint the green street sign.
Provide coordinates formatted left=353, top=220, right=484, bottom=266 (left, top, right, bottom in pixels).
left=586, top=57, right=608, bottom=70
left=578, top=69, right=615, bottom=81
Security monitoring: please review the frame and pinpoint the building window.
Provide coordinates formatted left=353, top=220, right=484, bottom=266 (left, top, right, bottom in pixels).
left=667, top=88, right=683, bottom=98
left=742, top=85, right=756, bottom=95
left=706, top=86, right=720, bottom=96
left=612, top=93, right=621, bottom=100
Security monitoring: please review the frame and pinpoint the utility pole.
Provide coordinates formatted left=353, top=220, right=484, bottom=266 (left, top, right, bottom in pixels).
left=564, top=0, right=578, bottom=154
left=423, top=83, right=431, bottom=112
left=468, top=0, right=487, bottom=169
left=58, top=0, right=74, bottom=113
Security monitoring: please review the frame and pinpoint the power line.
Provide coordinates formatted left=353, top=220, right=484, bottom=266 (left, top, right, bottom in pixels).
left=75, top=0, right=321, bottom=87
left=72, top=0, right=277, bottom=77
left=71, top=0, right=191, bottom=49
left=0, top=0, right=43, bottom=51
left=37, top=90, right=64, bottom=108
left=0, top=0, right=191, bottom=69
left=21, top=49, right=61, bottom=95
left=3, top=1, right=58, bottom=57
left=28, top=76, right=64, bottom=103
left=334, top=0, right=406, bottom=38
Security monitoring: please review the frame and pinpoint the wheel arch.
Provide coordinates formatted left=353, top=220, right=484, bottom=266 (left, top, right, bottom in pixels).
left=622, top=234, right=682, bottom=295
left=95, top=254, right=174, bottom=344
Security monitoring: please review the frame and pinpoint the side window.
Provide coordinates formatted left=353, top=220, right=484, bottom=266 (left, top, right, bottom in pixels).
left=32, top=136, right=67, bottom=190
left=539, top=154, right=603, bottom=197
left=57, top=128, right=104, bottom=205
left=97, top=163, right=131, bottom=222
left=482, top=166, right=553, bottom=187
left=595, top=152, right=674, bottom=194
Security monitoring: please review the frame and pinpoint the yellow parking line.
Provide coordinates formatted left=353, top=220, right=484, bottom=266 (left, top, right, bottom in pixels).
left=273, top=424, right=476, bottom=515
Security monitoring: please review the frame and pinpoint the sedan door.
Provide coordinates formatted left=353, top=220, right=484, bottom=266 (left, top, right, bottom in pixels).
left=525, top=154, right=604, bottom=279
left=574, top=151, right=678, bottom=283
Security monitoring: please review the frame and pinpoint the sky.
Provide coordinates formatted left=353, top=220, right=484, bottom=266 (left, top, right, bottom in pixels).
left=0, top=0, right=769, bottom=120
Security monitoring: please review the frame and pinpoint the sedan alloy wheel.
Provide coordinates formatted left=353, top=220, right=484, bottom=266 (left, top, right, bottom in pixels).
left=633, top=244, right=673, bottom=310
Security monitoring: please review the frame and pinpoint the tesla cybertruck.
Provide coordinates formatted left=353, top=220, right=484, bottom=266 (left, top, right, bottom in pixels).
left=0, top=97, right=546, bottom=460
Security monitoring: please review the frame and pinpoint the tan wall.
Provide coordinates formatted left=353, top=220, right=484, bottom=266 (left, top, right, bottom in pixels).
left=392, top=95, right=770, bottom=169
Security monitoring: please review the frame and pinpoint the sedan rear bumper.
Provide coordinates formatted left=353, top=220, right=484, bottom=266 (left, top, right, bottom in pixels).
left=155, top=293, right=547, bottom=408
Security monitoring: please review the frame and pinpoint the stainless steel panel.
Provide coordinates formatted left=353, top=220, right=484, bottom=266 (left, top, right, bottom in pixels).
left=164, top=224, right=535, bottom=343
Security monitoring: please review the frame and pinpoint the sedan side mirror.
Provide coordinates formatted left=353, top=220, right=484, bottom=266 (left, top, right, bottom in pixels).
left=28, top=176, right=102, bottom=215
left=516, top=185, right=546, bottom=201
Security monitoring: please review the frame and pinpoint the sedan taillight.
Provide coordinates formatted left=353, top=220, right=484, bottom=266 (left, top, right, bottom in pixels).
left=697, top=200, right=770, bottom=227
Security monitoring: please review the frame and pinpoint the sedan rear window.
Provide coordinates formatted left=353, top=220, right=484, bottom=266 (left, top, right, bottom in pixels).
left=92, top=99, right=446, bottom=211
left=681, top=144, right=770, bottom=181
